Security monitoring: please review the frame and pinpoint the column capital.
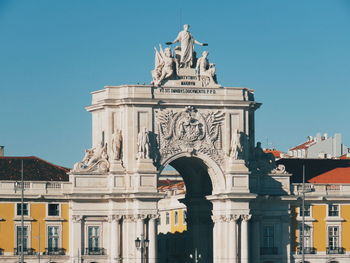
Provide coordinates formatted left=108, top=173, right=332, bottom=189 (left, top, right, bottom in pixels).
left=137, top=214, right=148, bottom=220
left=71, top=215, right=83, bottom=223
left=123, top=214, right=138, bottom=222
left=108, top=215, right=123, bottom=222
left=241, top=214, right=252, bottom=221
left=229, top=214, right=240, bottom=222
left=211, top=215, right=226, bottom=223
left=148, top=214, right=159, bottom=220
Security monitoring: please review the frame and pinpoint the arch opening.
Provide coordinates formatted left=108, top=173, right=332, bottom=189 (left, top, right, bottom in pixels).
left=158, top=156, right=214, bottom=263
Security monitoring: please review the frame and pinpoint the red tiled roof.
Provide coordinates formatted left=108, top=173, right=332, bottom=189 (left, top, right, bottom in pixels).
left=158, top=180, right=185, bottom=193
left=0, top=156, right=69, bottom=181
left=289, top=140, right=315, bottom=151
left=264, top=149, right=283, bottom=158
left=340, top=154, right=350, bottom=160
left=308, top=167, right=350, bottom=184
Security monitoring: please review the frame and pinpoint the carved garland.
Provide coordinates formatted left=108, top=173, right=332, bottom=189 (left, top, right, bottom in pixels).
left=156, top=106, right=225, bottom=166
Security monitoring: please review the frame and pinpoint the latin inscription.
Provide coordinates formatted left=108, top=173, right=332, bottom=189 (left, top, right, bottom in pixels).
left=159, top=88, right=216, bottom=94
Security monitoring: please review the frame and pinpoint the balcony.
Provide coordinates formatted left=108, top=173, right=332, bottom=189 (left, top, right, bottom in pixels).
left=260, top=247, right=278, bottom=255
left=297, top=247, right=316, bottom=254
left=327, top=247, right=345, bottom=254
left=85, top=247, right=105, bottom=255
left=44, top=247, right=65, bottom=255
left=14, top=247, right=35, bottom=255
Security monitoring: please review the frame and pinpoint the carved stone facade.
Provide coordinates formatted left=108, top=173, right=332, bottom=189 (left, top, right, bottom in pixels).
left=156, top=106, right=225, bottom=166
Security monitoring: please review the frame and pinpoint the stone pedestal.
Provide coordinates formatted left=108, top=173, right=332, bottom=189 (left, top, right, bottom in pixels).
left=226, top=159, right=249, bottom=173
left=136, top=158, right=156, bottom=172
left=226, top=159, right=250, bottom=193
left=110, top=160, right=124, bottom=173
left=135, top=158, right=157, bottom=191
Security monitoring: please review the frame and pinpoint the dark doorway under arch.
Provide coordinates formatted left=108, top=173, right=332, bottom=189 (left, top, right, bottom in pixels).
left=158, top=156, right=214, bottom=263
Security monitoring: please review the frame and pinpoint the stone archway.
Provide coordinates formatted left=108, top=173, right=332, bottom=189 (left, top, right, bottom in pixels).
left=66, top=25, right=289, bottom=263
left=159, top=155, right=215, bottom=263
left=159, top=151, right=226, bottom=194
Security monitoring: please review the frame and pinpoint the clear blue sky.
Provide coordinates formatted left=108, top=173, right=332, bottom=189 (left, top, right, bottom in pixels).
left=1, top=0, right=350, bottom=167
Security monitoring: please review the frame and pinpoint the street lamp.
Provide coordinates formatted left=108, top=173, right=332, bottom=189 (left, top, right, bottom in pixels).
left=190, top=248, right=201, bottom=263
left=135, top=234, right=149, bottom=263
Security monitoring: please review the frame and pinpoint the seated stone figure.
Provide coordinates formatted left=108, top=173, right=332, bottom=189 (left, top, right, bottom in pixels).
left=195, top=51, right=216, bottom=86
left=152, top=47, right=177, bottom=86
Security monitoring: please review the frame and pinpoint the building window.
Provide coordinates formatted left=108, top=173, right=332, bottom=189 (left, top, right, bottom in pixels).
left=183, top=210, right=187, bottom=225
left=48, top=204, right=60, bottom=216
left=300, top=205, right=311, bottom=217
left=263, top=225, right=274, bottom=248
left=328, top=226, right=339, bottom=249
left=261, top=225, right=277, bottom=255
left=88, top=226, right=100, bottom=250
left=299, top=224, right=312, bottom=248
left=174, top=211, right=178, bottom=225
left=16, top=226, right=28, bottom=252
left=158, top=215, right=161, bottom=225
left=16, top=203, right=29, bottom=216
left=166, top=212, right=170, bottom=225
left=328, top=204, right=339, bottom=217
left=48, top=226, right=59, bottom=250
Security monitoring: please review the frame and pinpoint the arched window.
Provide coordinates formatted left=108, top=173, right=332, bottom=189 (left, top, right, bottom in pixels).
left=183, top=210, right=187, bottom=225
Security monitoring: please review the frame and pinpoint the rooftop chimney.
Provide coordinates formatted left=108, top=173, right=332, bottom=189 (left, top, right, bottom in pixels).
left=0, top=146, right=4, bottom=157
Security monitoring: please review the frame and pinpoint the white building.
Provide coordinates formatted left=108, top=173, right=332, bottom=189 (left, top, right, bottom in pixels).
left=288, top=133, right=349, bottom=159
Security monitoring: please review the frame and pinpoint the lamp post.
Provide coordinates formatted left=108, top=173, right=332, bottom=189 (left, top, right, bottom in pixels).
left=135, top=234, right=149, bottom=263
left=190, top=248, right=201, bottom=263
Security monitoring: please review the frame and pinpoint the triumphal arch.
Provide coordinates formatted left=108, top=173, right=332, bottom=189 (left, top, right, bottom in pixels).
left=68, top=25, right=292, bottom=263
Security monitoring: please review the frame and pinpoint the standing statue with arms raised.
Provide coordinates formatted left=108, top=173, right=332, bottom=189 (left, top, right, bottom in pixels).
left=166, top=24, right=208, bottom=68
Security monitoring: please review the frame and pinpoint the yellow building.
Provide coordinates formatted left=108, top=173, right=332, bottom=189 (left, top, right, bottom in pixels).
left=0, top=156, right=70, bottom=262
left=158, top=181, right=187, bottom=234
left=291, top=167, right=350, bottom=263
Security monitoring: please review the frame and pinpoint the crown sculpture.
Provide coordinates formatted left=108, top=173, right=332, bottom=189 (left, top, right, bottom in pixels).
left=151, top=24, right=220, bottom=88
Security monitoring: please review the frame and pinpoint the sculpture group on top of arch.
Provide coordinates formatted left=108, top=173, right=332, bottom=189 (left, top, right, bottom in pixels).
left=151, top=24, right=218, bottom=88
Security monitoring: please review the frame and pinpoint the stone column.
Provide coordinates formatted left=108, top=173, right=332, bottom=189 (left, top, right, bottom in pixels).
left=110, top=215, right=122, bottom=263
left=211, top=215, right=219, bottom=263
left=212, top=215, right=226, bottom=263
left=123, top=215, right=138, bottom=263
left=137, top=214, right=146, bottom=238
left=148, top=214, right=158, bottom=263
left=228, top=215, right=240, bottom=263
left=252, top=216, right=261, bottom=263
left=281, top=215, right=291, bottom=263
left=241, top=214, right=251, bottom=263
left=70, top=215, right=83, bottom=263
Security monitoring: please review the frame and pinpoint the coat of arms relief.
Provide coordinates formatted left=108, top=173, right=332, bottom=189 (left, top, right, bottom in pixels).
left=156, top=106, right=225, bottom=166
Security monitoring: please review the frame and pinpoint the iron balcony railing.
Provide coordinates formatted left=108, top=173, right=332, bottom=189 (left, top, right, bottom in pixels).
left=260, top=247, right=278, bottom=255
left=85, top=247, right=105, bottom=255
left=14, top=247, right=35, bottom=255
left=297, top=246, right=316, bottom=254
left=44, top=247, right=65, bottom=255
left=326, top=247, right=345, bottom=254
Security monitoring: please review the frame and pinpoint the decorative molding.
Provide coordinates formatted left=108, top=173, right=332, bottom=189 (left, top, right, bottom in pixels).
left=229, top=214, right=240, bottom=222
left=71, top=215, right=83, bottom=223
left=241, top=214, right=252, bottom=221
left=123, top=214, right=138, bottom=222
left=157, top=106, right=225, bottom=166
left=148, top=214, right=160, bottom=220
